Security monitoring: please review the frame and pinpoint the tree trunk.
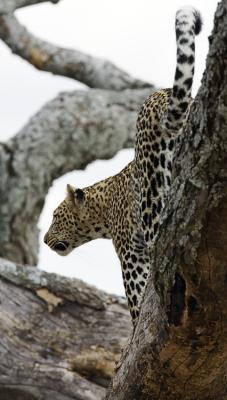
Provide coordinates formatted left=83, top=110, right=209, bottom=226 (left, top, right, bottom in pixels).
left=106, top=1, right=227, bottom=399
left=0, top=257, right=130, bottom=400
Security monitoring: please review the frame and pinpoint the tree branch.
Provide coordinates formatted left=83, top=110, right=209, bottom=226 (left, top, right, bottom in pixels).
left=0, top=10, right=151, bottom=90
left=0, top=257, right=130, bottom=400
left=106, top=1, right=227, bottom=398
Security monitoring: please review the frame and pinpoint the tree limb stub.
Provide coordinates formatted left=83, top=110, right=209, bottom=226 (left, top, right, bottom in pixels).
left=0, top=257, right=130, bottom=400
left=0, top=87, right=152, bottom=265
left=0, top=10, right=151, bottom=90
left=106, top=1, right=227, bottom=399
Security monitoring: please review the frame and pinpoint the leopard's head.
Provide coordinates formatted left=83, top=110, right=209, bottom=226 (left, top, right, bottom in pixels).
left=44, top=184, right=108, bottom=256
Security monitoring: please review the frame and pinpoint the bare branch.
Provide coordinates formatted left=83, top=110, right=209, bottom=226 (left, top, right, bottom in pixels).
left=0, top=257, right=130, bottom=400
left=0, top=0, right=60, bottom=14
left=0, top=12, right=151, bottom=90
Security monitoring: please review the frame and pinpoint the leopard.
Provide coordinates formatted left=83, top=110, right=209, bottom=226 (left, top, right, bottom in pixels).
left=44, top=7, right=202, bottom=324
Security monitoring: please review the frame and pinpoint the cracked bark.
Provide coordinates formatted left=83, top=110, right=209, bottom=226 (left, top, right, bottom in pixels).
left=106, top=1, right=227, bottom=399
left=0, top=257, right=131, bottom=400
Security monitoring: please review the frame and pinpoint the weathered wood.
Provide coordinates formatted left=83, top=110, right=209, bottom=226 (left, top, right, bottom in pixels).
left=0, top=258, right=131, bottom=400
left=106, top=1, right=227, bottom=399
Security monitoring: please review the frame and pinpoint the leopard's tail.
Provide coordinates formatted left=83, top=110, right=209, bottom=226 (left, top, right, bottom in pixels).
left=162, top=6, right=202, bottom=133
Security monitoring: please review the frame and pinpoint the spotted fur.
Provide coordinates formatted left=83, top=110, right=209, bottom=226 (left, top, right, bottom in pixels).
left=44, top=7, right=202, bottom=324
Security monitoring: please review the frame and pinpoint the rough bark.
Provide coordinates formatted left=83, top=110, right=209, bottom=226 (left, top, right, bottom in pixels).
left=0, top=257, right=131, bottom=400
left=0, top=0, right=150, bottom=90
left=106, top=1, right=227, bottom=399
left=0, top=87, right=152, bottom=265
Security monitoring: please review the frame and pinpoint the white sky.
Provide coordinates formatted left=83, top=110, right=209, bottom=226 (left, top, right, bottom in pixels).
left=1, top=0, right=218, bottom=295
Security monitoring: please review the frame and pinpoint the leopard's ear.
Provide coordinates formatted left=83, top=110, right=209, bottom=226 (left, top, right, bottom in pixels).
left=66, top=184, right=85, bottom=204
left=66, top=184, right=76, bottom=201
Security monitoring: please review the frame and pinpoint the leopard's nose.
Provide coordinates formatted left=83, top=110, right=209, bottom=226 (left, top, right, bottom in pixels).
left=44, top=233, right=49, bottom=244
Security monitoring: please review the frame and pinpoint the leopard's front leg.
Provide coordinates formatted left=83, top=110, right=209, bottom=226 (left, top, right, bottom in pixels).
left=113, top=230, right=151, bottom=326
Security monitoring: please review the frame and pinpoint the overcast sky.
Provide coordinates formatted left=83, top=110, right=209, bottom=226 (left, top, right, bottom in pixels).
left=1, top=0, right=218, bottom=295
